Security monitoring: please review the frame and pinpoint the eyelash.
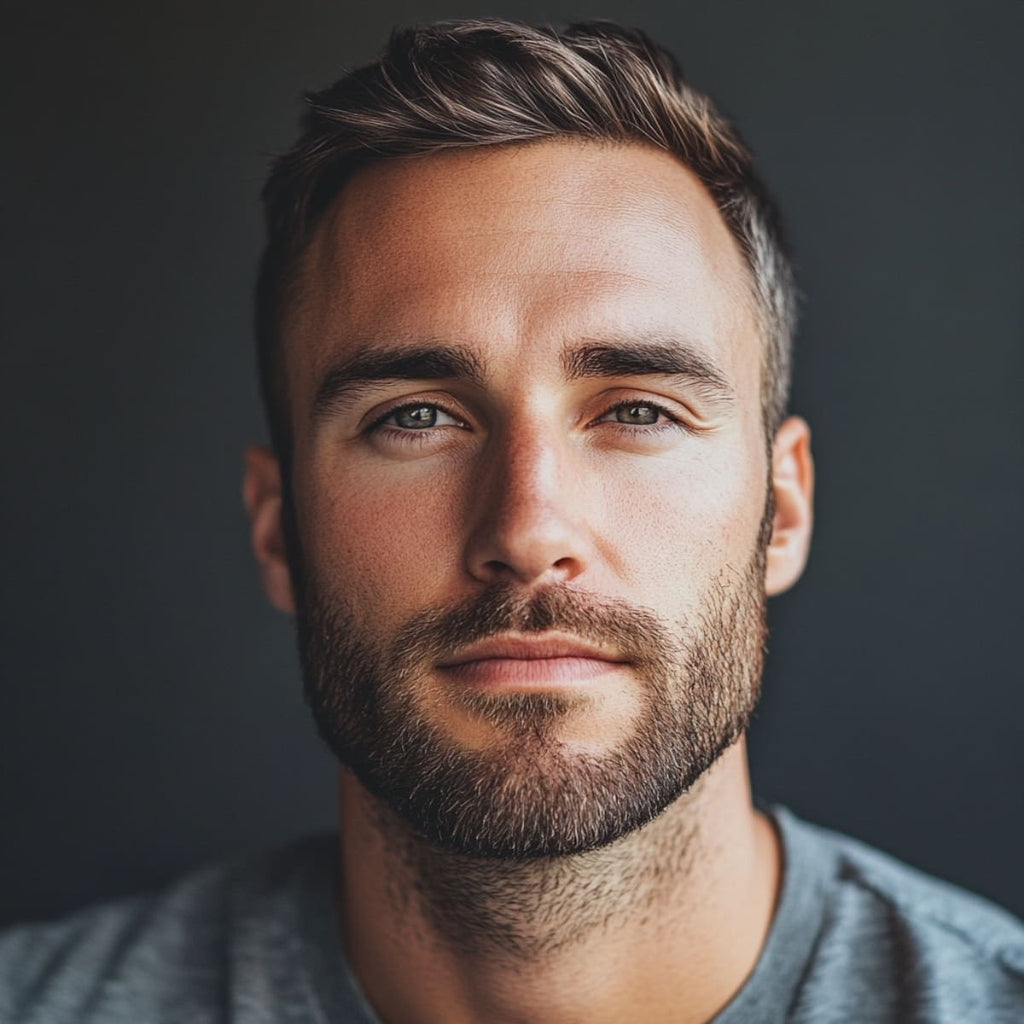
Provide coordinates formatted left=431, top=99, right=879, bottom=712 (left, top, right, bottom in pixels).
left=367, top=399, right=687, bottom=444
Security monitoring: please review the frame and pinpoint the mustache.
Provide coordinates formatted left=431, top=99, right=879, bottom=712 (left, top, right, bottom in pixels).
left=389, top=583, right=683, bottom=672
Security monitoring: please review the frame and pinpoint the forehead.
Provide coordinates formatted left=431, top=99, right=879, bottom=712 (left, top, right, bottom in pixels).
left=285, top=140, right=759, bottom=407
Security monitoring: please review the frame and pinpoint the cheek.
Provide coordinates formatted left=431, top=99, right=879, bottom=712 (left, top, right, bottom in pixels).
left=300, top=461, right=467, bottom=623
left=595, top=442, right=766, bottom=603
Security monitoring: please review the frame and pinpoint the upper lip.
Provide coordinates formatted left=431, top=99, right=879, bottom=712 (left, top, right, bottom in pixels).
left=438, top=635, right=628, bottom=667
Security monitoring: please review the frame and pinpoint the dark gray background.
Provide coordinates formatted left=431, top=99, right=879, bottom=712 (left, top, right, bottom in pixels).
left=2, top=0, right=1021, bottom=927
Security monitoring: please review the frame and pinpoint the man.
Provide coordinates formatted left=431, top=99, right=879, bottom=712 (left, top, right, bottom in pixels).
left=1, top=17, right=1021, bottom=1024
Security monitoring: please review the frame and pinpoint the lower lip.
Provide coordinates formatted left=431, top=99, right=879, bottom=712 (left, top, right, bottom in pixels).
left=440, top=656, right=625, bottom=688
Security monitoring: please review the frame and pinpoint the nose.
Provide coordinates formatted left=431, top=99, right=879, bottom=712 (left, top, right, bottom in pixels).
left=463, top=426, right=593, bottom=587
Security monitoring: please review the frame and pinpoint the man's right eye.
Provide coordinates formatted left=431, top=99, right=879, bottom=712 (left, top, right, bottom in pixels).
left=374, top=403, right=466, bottom=432
left=392, top=405, right=439, bottom=429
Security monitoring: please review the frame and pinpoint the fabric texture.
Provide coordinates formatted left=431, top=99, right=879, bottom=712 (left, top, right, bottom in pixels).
left=1, top=807, right=1022, bottom=1023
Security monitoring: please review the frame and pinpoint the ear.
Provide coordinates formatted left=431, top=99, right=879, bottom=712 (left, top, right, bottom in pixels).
left=242, top=444, right=297, bottom=614
left=764, top=416, right=814, bottom=597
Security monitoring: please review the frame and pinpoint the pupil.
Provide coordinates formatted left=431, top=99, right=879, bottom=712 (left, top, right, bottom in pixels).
left=620, top=404, right=657, bottom=425
left=397, top=406, right=436, bottom=429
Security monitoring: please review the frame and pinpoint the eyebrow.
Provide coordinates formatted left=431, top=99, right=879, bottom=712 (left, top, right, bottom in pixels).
left=563, top=336, right=735, bottom=404
left=311, top=333, right=734, bottom=424
left=311, top=344, right=486, bottom=423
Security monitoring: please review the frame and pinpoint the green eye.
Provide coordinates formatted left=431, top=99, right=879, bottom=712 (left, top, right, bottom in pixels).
left=614, top=403, right=660, bottom=425
left=393, top=405, right=438, bottom=429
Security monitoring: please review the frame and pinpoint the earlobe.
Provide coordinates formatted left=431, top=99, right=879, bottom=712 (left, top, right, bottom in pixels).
left=242, top=444, right=297, bottom=614
left=764, top=417, right=814, bottom=597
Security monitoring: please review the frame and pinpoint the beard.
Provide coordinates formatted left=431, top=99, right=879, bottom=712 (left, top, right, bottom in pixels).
left=294, top=538, right=769, bottom=861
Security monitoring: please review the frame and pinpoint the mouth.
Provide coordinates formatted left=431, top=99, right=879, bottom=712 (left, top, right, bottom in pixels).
left=437, top=635, right=630, bottom=689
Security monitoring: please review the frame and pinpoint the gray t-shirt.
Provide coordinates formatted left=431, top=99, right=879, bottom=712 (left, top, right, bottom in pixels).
left=2, top=807, right=1023, bottom=1022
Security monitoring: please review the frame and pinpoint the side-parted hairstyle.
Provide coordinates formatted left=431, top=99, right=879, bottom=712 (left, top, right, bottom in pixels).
left=257, top=18, right=796, bottom=465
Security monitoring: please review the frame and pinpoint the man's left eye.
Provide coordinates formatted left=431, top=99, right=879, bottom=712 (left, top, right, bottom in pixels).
left=598, top=402, right=669, bottom=426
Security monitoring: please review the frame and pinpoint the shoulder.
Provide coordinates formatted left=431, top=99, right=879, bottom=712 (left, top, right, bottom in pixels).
left=0, top=835, right=336, bottom=1024
left=777, top=808, right=1024, bottom=1021
left=0, top=861, right=232, bottom=1023
left=788, top=811, right=1024, bottom=965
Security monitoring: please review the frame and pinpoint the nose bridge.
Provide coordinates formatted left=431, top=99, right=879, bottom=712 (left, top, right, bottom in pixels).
left=499, top=420, right=563, bottom=513
left=465, top=410, right=590, bottom=585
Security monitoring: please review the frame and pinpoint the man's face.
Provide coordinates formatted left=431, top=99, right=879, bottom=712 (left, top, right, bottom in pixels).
left=264, top=141, right=790, bottom=857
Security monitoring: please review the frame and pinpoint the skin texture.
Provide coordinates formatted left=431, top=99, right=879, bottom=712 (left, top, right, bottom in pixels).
left=244, top=140, right=814, bottom=1024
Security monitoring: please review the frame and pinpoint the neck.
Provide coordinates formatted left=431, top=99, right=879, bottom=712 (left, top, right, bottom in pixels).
left=335, top=740, right=781, bottom=1024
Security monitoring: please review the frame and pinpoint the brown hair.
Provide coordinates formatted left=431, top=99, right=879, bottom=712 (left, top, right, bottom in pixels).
left=257, top=18, right=796, bottom=462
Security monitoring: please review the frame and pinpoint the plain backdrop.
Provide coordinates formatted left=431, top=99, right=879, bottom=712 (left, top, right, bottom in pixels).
left=1, top=0, right=1022, bottom=926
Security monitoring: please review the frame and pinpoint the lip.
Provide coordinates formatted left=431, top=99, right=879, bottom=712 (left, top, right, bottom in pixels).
left=437, top=635, right=630, bottom=688
left=437, top=634, right=628, bottom=668
left=441, top=655, right=625, bottom=687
